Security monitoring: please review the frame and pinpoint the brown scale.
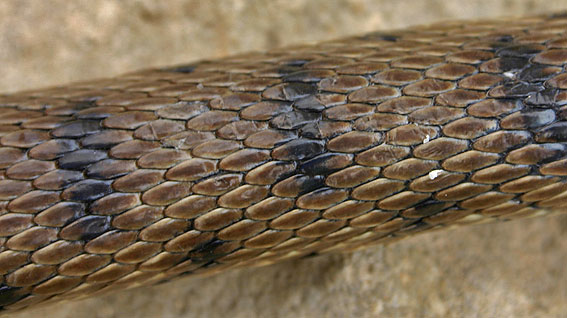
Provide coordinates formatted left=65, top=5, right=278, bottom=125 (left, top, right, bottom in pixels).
left=3, top=13, right=567, bottom=313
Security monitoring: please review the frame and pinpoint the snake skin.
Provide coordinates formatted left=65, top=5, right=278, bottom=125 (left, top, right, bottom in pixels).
left=1, top=13, right=567, bottom=312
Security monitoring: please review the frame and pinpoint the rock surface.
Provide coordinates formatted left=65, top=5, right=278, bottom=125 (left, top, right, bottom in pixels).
left=3, top=1, right=567, bottom=317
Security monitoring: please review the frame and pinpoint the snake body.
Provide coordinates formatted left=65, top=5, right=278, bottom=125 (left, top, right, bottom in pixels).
left=1, top=13, right=567, bottom=312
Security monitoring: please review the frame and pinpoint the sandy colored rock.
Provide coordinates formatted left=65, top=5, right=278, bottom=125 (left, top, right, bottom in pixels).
left=2, top=0, right=567, bottom=317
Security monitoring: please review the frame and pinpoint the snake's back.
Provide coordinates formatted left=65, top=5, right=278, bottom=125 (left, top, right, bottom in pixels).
left=2, top=13, right=567, bottom=312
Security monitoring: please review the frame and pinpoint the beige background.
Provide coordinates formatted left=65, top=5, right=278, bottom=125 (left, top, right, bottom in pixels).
left=3, top=0, right=567, bottom=317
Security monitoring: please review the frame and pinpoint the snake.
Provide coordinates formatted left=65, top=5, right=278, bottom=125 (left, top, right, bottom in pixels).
left=1, top=12, right=567, bottom=313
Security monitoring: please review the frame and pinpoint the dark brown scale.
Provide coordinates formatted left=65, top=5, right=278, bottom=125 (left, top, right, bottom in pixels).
left=386, top=124, right=438, bottom=146
left=245, top=161, right=296, bottom=185
left=299, top=153, right=352, bottom=176
left=459, top=192, right=515, bottom=210
left=324, top=104, right=374, bottom=121
left=134, top=120, right=185, bottom=141
left=372, top=69, right=422, bottom=86
left=245, top=197, right=294, bottom=220
left=355, top=144, right=410, bottom=167
left=0, top=214, right=33, bottom=236
left=272, top=140, right=324, bottom=161
left=377, top=96, right=430, bottom=114
left=270, top=111, right=320, bottom=130
left=336, top=62, right=387, bottom=75
left=28, top=139, right=79, bottom=160
left=244, top=130, right=296, bottom=149
left=193, top=208, right=243, bottom=231
left=318, top=75, right=368, bottom=93
left=403, top=79, right=455, bottom=97
left=383, top=158, right=438, bottom=180
left=547, top=73, right=567, bottom=88
left=473, top=130, right=531, bottom=153
left=467, top=99, right=518, bottom=117
left=85, top=159, right=136, bottom=180
left=521, top=182, right=567, bottom=202
left=138, top=218, right=189, bottom=242
left=506, top=144, right=565, bottom=165
left=8, top=191, right=60, bottom=213
left=164, top=231, right=214, bottom=253
left=162, top=131, right=215, bottom=150
left=0, top=148, right=25, bottom=169
left=84, top=231, right=137, bottom=254
left=192, top=174, right=242, bottom=196
left=295, top=219, right=345, bottom=238
left=535, top=122, right=567, bottom=142
left=327, top=131, right=381, bottom=153
left=5, top=264, right=55, bottom=287
left=192, top=139, right=241, bottom=159
left=296, top=188, right=348, bottom=210
left=126, top=97, right=189, bottom=111
left=298, top=93, right=346, bottom=109
left=540, top=159, right=567, bottom=176
left=217, top=121, right=266, bottom=140
left=351, top=178, right=405, bottom=201
left=137, top=149, right=190, bottom=169
left=51, top=121, right=102, bottom=138
left=59, top=216, right=111, bottom=241
left=5, top=227, right=58, bottom=251
left=304, top=57, right=353, bottom=69
left=113, top=169, right=164, bottom=192
left=230, top=78, right=281, bottom=92
left=57, top=254, right=111, bottom=276
left=0, top=180, right=32, bottom=200
left=85, top=263, right=135, bottom=284
left=533, top=49, right=567, bottom=65
left=33, top=203, right=84, bottom=227
left=219, top=149, right=270, bottom=171
left=165, top=159, right=216, bottom=181
left=244, top=230, right=293, bottom=248
left=218, top=185, right=269, bottom=209
left=186, top=111, right=238, bottom=131
left=240, top=102, right=292, bottom=121
left=391, top=55, right=444, bottom=69
left=1, top=130, right=50, bottom=148
left=499, top=175, right=558, bottom=193
left=141, top=182, right=192, bottom=206
left=89, top=193, right=140, bottom=216
left=458, top=73, right=503, bottom=90
left=426, top=63, right=476, bottom=80
left=81, top=130, right=133, bottom=149
left=471, top=164, right=530, bottom=184
left=354, top=113, right=408, bottom=131
left=436, top=183, right=492, bottom=201
left=113, top=205, right=163, bottom=230
left=409, top=106, right=464, bottom=125
left=443, top=117, right=497, bottom=139
left=155, top=102, right=208, bottom=120
left=0, top=251, right=30, bottom=274
left=61, top=180, right=112, bottom=202
left=436, top=89, right=485, bottom=107
left=348, top=86, right=400, bottom=103
left=377, top=191, right=430, bottom=210
left=217, top=220, right=267, bottom=241
left=410, top=172, right=465, bottom=192
left=209, top=93, right=260, bottom=110
left=262, top=83, right=318, bottom=101
left=413, top=138, right=469, bottom=160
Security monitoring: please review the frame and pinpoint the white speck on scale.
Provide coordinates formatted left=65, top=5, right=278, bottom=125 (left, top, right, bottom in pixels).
left=429, top=169, right=443, bottom=180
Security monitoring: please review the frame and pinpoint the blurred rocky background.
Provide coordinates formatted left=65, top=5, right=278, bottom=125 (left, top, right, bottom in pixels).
left=4, top=0, right=567, bottom=317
